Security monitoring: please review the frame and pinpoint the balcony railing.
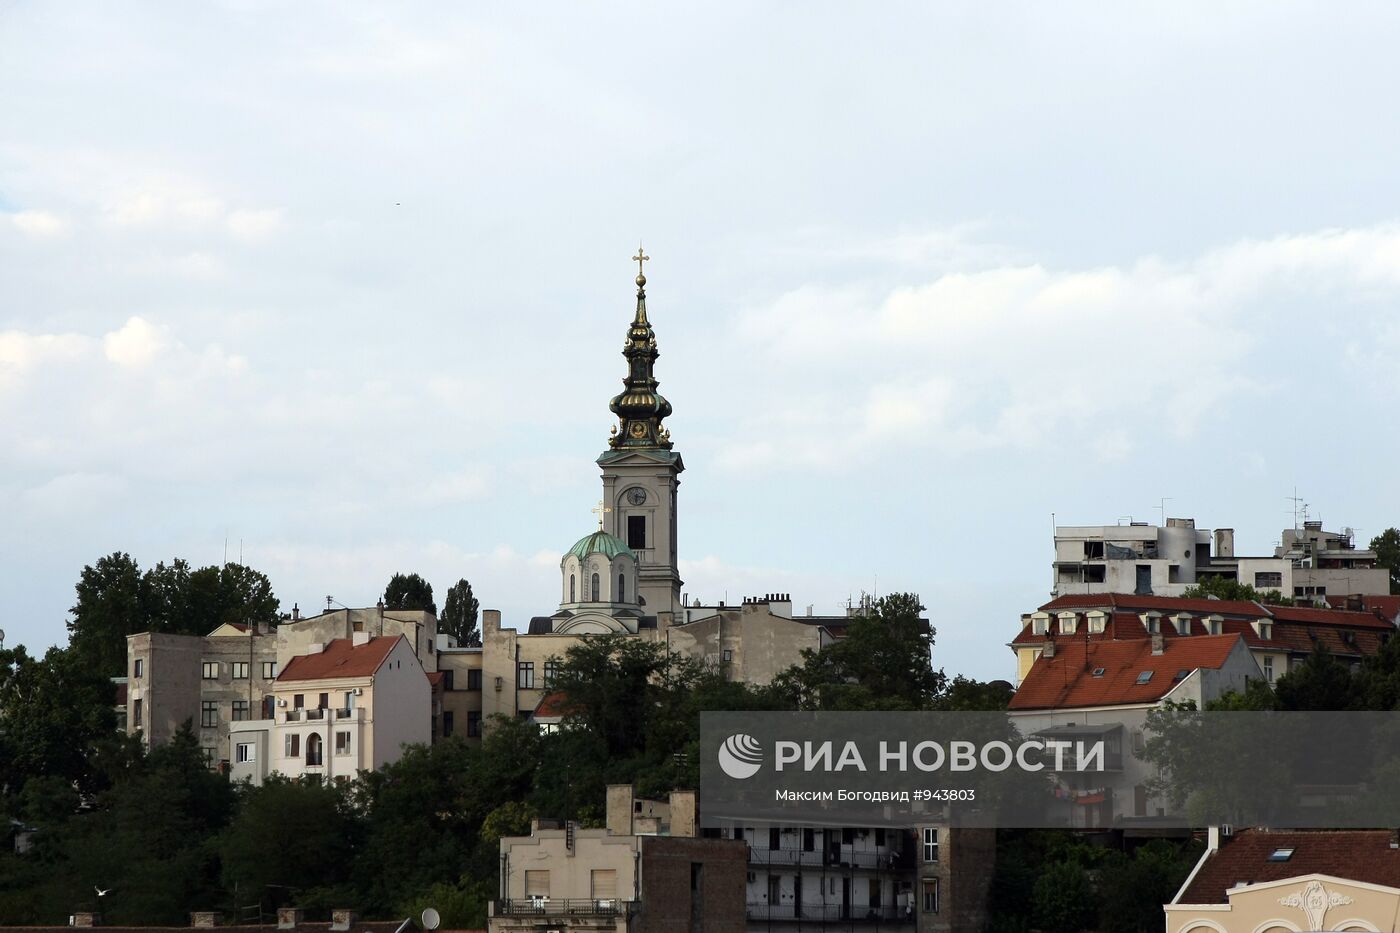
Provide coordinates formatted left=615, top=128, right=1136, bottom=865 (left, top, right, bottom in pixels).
left=748, top=846, right=914, bottom=871
left=746, top=903, right=914, bottom=924
left=283, top=710, right=301, bottom=722
left=305, top=708, right=326, bottom=721
left=492, top=899, right=635, bottom=917
left=334, top=707, right=354, bottom=719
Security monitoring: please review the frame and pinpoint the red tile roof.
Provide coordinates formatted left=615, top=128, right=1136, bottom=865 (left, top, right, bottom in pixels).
left=1041, top=593, right=1268, bottom=617
left=1008, top=634, right=1245, bottom=711
left=1326, top=594, right=1400, bottom=621
left=1179, top=829, right=1400, bottom=903
left=426, top=670, right=445, bottom=687
left=532, top=691, right=578, bottom=720
left=278, top=636, right=401, bottom=682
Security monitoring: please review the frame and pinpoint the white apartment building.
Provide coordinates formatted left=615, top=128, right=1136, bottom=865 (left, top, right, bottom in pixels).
left=228, top=633, right=430, bottom=784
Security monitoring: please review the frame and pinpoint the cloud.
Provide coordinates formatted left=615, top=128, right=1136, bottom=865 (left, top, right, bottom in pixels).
left=9, top=210, right=69, bottom=238
left=718, top=224, right=1400, bottom=473
left=102, top=316, right=169, bottom=368
left=226, top=208, right=283, bottom=241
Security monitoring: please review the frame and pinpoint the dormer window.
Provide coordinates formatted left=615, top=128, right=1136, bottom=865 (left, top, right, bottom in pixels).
left=1031, top=613, right=1051, bottom=636
left=1058, top=613, right=1078, bottom=635
left=1204, top=615, right=1223, bottom=636
left=1086, top=611, right=1107, bottom=634
left=1174, top=614, right=1192, bottom=636
left=1252, top=620, right=1272, bottom=640
left=1140, top=612, right=1161, bottom=635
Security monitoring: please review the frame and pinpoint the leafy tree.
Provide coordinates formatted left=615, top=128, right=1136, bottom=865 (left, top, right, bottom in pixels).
left=442, top=579, right=480, bottom=645
left=1273, top=644, right=1361, bottom=711
left=1031, top=859, right=1096, bottom=933
left=383, top=573, right=436, bottom=614
left=1098, top=840, right=1201, bottom=933
left=68, top=552, right=145, bottom=676
left=771, top=593, right=946, bottom=710
left=1205, top=677, right=1278, bottom=711
left=185, top=563, right=280, bottom=632
left=1371, top=528, right=1400, bottom=595
left=398, top=878, right=491, bottom=931
left=220, top=776, right=357, bottom=910
left=1181, top=575, right=1293, bottom=605
left=937, top=675, right=1014, bottom=711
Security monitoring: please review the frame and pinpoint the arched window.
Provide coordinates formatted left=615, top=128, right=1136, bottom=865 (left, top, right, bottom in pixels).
left=618, top=573, right=626, bottom=602
left=306, top=733, right=323, bottom=766
left=591, top=573, right=600, bottom=601
left=569, top=574, right=575, bottom=602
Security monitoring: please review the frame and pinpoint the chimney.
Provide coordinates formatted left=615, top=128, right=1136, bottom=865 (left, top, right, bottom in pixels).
left=1041, top=639, right=1055, bottom=659
left=191, top=912, right=222, bottom=928
left=483, top=608, right=502, bottom=637
left=291, top=603, right=300, bottom=621
left=1151, top=633, right=1165, bottom=655
left=657, top=610, right=673, bottom=630
left=329, top=910, right=357, bottom=931
left=276, top=908, right=304, bottom=929
left=71, top=913, right=100, bottom=928
left=668, top=789, right=698, bottom=837
left=352, top=631, right=371, bottom=647
left=376, top=598, right=385, bottom=636
left=606, top=784, right=635, bottom=836
left=1389, top=829, right=1399, bottom=849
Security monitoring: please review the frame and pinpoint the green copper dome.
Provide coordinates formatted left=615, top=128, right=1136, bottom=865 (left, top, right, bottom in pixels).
left=566, top=530, right=636, bottom=562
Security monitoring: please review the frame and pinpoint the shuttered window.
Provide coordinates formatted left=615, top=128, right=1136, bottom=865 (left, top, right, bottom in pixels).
left=590, top=869, right=617, bottom=900
left=524, top=871, right=550, bottom=897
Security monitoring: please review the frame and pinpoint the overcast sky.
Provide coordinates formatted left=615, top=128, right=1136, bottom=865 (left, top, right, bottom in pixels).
left=5, top=2, right=1400, bottom=679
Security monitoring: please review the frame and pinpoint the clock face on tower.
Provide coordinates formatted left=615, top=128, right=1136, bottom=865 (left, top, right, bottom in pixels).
left=625, top=487, right=647, bottom=506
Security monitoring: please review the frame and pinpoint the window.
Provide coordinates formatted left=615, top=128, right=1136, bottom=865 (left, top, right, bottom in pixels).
left=467, top=669, right=482, bottom=690
left=569, top=574, right=576, bottom=602
left=922, top=879, right=939, bottom=913
left=343, top=690, right=354, bottom=709
left=875, top=828, right=886, bottom=846
left=769, top=827, right=781, bottom=850
left=202, top=745, right=216, bottom=766
left=722, top=649, right=733, bottom=663
left=201, top=700, right=218, bottom=728
left=1091, top=667, right=1105, bottom=678
left=627, top=514, right=646, bottom=550
left=335, top=731, right=351, bottom=755
left=133, top=698, right=142, bottom=724
left=1255, top=571, right=1283, bottom=589
left=591, top=573, right=600, bottom=601
left=468, top=711, right=481, bottom=737
left=1058, top=615, right=1078, bottom=635
left=231, top=662, right=249, bottom=680
left=517, top=662, right=535, bottom=689
left=262, top=661, right=277, bottom=679
left=284, top=733, right=300, bottom=758
left=306, top=733, right=323, bottom=766
left=442, top=712, right=454, bottom=736
left=618, top=573, right=626, bottom=602
left=231, top=700, right=251, bottom=721
left=293, top=694, right=305, bottom=709
left=591, top=868, right=618, bottom=900
left=923, top=827, right=939, bottom=862
left=133, top=658, right=144, bottom=678
left=803, top=828, right=815, bottom=852
left=1268, top=847, right=1295, bottom=862
left=202, top=661, right=219, bottom=680
left=318, top=692, right=329, bottom=709
left=1135, top=671, right=1154, bottom=685
left=1205, top=618, right=1222, bottom=635
left=263, top=695, right=276, bottom=718
left=524, top=870, right=550, bottom=898
left=1263, top=656, right=1275, bottom=682
left=236, top=742, right=255, bottom=763
left=543, top=660, right=558, bottom=687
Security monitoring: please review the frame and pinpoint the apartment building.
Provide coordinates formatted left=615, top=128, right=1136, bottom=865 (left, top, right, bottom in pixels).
left=125, top=605, right=439, bottom=768
left=490, top=786, right=748, bottom=933
left=228, top=634, right=430, bottom=785
left=1007, top=633, right=1260, bottom=827
left=1011, top=593, right=1395, bottom=686
left=1053, top=517, right=1392, bottom=603
left=1166, top=827, right=1400, bottom=932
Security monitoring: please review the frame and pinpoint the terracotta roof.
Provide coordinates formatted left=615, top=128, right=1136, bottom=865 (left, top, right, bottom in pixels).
left=532, top=691, right=577, bottom=720
left=1326, top=594, right=1400, bottom=621
left=1041, top=593, right=1268, bottom=617
left=1178, top=829, right=1400, bottom=903
left=1268, top=604, right=1394, bottom=628
left=426, top=670, right=445, bottom=687
left=1008, top=634, right=1245, bottom=711
left=278, top=636, right=401, bottom=682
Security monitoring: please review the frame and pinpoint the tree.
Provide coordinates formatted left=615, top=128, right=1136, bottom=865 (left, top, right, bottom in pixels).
left=442, top=579, right=480, bottom=645
left=1181, top=575, right=1292, bottom=605
left=1098, top=840, right=1201, bottom=933
left=68, top=552, right=145, bottom=676
left=1031, top=860, right=1096, bottom=933
left=771, top=593, right=947, bottom=710
left=1273, top=644, right=1362, bottom=711
left=384, top=573, right=436, bottom=614
left=1371, top=528, right=1400, bottom=595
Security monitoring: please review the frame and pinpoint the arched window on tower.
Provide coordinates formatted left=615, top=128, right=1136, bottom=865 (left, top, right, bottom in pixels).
left=618, top=573, right=626, bottom=602
left=591, top=573, right=600, bottom=601
left=570, top=574, right=576, bottom=602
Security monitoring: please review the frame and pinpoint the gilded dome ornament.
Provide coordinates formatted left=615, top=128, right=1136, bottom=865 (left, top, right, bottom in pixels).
left=607, top=244, right=674, bottom=451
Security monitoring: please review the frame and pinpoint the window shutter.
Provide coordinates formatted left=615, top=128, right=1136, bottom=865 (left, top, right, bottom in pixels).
left=524, top=870, right=550, bottom=897
left=590, top=869, right=617, bottom=900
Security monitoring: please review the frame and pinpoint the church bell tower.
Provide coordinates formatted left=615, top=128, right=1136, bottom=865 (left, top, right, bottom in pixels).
left=597, top=246, right=684, bottom=615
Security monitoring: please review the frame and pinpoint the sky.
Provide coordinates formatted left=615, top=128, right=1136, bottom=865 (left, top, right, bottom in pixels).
left=5, top=2, right=1400, bottom=680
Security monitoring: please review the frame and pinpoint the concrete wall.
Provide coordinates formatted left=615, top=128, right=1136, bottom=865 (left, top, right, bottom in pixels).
left=436, top=645, right=483, bottom=742
left=655, top=602, right=826, bottom=686
left=127, top=633, right=203, bottom=747
left=274, top=608, right=438, bottom=673
left=367, top=636, right=431, bottom=769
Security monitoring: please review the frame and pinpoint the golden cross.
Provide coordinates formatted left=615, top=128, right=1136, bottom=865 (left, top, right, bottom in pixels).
left=592, top=499, right=612, bottom=530
left=633, top=243, right=649, bottom=276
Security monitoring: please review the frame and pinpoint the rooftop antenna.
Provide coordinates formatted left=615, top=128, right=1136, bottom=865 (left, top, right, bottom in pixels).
left=1287, top=488, right=1305, bottom=530
left=1157, top=497, right=1173, bottom=525
left=326, top=595, right=334, bottom=610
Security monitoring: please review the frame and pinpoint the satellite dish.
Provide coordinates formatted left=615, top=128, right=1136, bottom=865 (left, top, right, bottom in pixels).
left=421, top=908, right=440, bottom=931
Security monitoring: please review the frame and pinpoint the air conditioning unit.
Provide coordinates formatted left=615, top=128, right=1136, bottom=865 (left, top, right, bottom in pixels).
left=352, top=687, right=363, bottom=696
left=276, top=698, right=287, bottom=707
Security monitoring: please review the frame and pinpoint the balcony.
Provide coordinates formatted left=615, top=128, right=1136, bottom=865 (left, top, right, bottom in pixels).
left=749, top=846, right=914, bottom=872
left=746, top=903, right=914, bottom=924
left=492, top=899, right=635, bottom=917
left=283, top=710, right=301, bottom=722
left=305, top=708, right=326, bottom=721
